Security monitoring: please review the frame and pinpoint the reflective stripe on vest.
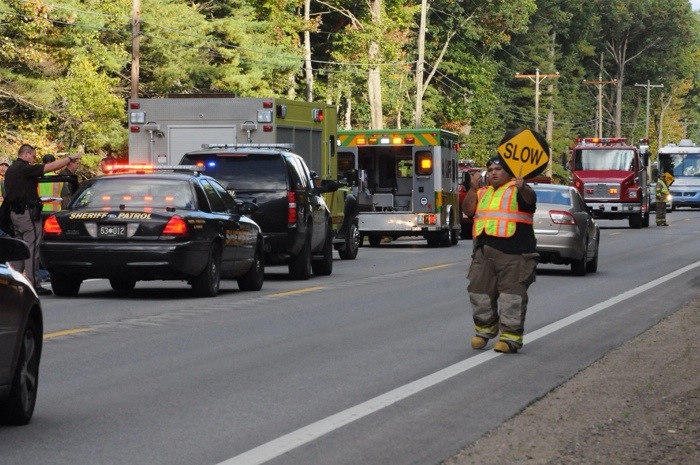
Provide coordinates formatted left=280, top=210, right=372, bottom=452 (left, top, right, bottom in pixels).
left=473, top=181, right=533, bottom=237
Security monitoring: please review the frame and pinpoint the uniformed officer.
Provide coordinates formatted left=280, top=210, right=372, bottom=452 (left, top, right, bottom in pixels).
left=461, top=156, right=539, bottom=353
left=3, top=144, right=82, bottom=294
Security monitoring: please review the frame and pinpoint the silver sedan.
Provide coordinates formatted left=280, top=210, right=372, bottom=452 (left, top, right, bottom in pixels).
left=532, top=183, right=600, bottom=276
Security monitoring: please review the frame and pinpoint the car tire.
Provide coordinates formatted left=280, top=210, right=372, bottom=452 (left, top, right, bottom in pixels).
left=192, top=243, right=222, bottom=297
left=0, top=318, right=40, bottom=425
left=586, top=237, right=599, bottom=273
left=312, top=226, right=333, bottom=276
left=450, top=226, right=459, bottom=246
left=109, top=278, right=136, bottom=292
left=289, top=235, right=312, bottom=280
left=51, top=272, right=81, bottom=297
left=571, top=241, right=588, bottom=276
left=339, top=223, right=360, bottom=260
left=237, top=243, right=264, bottom=291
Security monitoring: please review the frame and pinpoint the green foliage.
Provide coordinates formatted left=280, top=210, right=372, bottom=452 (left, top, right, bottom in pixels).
left=0, top=0, right=698, bottom=162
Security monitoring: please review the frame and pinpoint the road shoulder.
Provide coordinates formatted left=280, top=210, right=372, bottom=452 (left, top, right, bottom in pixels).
left=444, top=299, right=700, bottom=464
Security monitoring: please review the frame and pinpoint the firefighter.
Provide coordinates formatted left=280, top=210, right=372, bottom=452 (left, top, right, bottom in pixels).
left=655, top=171, right=671, bottom=226
left=461, top=156, right=539, bottom=353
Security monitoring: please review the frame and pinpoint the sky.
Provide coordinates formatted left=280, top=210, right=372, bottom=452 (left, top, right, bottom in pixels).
left=693, top=1, right=700, bottom=11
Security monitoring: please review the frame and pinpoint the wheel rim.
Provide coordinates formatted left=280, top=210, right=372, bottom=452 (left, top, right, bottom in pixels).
left=20, top=329, right=38, bottom=412
left=348, top=224, right=360, bottom=253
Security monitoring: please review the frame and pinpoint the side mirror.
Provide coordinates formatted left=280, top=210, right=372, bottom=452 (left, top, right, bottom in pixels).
left=0, top=237, right=30, bottom=262
left=315, top=179, right=339, bottom=194
left=236, top=200, right=259, bottom=216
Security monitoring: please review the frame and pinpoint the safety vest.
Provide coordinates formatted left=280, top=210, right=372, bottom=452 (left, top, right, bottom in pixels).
left=473, top=181, right=533, bottom=238
left=39, top=173, right=62, bottom=211
left=655, top=179, right=669, bottom=196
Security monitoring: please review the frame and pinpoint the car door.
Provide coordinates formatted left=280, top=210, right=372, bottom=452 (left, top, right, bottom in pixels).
left=207, top=179, right=257, bottom=274
left=199, top=180, right=239, bottom=272
left=291, top=156, right=326, bottom=251
left=0, top=260, right=20, bottom=383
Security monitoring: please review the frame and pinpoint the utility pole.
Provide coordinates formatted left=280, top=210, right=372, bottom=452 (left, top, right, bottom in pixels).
left=414, top=0, right=427, bottom=128
left=131, top=0, right=140, bottom=99
left=583, top=76, right=617, bottom=138
left=515, top=69, right=559, bottom=132
left=634, top=80, right=664, bottom=139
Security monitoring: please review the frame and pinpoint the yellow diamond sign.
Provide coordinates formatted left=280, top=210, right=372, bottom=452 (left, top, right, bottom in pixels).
left=662, top=171, right=675, bottom=187
left=497, top=128, right=550, bottom=179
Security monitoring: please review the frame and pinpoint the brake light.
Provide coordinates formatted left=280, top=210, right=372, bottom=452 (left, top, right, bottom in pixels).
left=287, top=191, right=297, bottom=225
left=161, top=216, right=188, bottom=236
left=549, top=210, right=576, bottom=225
left=43, top=215, right=63, bottom=235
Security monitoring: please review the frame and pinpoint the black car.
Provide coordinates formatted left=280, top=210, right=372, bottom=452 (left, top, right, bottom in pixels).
left=180, top=146, right=338, bottom=280
left=0, top=236, right=43, bottom=425
left=40, top=166, right=265, bottom=297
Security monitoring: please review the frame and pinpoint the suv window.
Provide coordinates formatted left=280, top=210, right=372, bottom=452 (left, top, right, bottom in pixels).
left=287, top=155, right=310, bottom=190
left=183, top=154, right=288, bottom=191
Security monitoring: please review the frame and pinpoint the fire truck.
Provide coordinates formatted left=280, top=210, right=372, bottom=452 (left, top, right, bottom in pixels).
left=569, top=137, right=651, bottom=228
left=127, top=95, right=359, bottom=259
left=336, top=129, right=461, bottom=247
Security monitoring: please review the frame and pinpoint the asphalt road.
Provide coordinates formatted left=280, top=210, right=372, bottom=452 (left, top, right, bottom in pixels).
left=2, top=210, right=699, bottom=465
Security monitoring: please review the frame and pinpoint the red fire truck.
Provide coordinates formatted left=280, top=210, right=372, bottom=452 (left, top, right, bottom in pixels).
left=569, top=137, right=651, bottom=229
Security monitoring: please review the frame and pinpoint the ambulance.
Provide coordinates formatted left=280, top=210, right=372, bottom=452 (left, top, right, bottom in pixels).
left=337, top=129, right=461, bottom=247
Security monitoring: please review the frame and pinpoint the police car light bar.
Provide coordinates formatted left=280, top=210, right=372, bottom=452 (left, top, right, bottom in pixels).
left=107, top=165, right=204, bottom=173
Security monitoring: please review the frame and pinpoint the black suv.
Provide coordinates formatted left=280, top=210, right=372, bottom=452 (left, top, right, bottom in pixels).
left=180, top=145, right=338, bottom=279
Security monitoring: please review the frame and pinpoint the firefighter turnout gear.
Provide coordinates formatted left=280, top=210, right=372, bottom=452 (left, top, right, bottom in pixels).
left=655, top=178, right=669, bottom=226
left=467, top=245, right=538, bottom=350
left=464, top=162, right=538, bottom=353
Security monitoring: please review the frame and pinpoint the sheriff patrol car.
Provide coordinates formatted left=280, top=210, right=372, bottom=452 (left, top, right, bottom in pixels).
left=39, top=165, right=264, bottom=297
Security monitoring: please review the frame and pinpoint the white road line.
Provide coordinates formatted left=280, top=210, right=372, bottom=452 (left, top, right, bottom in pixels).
left=218, top=260, right=700, bottom=465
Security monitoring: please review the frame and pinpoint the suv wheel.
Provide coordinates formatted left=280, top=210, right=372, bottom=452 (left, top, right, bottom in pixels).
left=312, top=226, right=333, bottom=276
left=289, top=235, right=312, bottom=280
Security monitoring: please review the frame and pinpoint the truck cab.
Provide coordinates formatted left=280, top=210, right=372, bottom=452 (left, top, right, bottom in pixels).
left=569, top=137, right=651, bottom=229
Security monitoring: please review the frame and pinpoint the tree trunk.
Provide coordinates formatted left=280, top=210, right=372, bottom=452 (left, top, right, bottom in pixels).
left=368, top=0, right=383, bottom=129
left=303, top=0, right=313, bottom=102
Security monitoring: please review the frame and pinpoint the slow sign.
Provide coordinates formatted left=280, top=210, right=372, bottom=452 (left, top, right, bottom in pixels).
left=496, top=128, right=550, bottom=179
left=662, top=171, right=675, bottom=187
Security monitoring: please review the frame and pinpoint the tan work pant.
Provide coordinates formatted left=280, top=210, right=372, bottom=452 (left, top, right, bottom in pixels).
left=10, top=210, right=42, bottom=287
left=467, top=245, right=538, bottom=348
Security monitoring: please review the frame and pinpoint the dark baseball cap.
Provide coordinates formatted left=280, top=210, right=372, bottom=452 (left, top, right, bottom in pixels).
left=486, top=156, right=503, bottom=168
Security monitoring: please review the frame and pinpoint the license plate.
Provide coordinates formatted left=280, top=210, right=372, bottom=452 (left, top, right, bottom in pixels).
left=99, top=224, right=126, bottom=238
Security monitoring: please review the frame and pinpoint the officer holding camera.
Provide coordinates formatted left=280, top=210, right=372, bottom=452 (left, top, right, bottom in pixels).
left=3, top=144, right=82, bottom=295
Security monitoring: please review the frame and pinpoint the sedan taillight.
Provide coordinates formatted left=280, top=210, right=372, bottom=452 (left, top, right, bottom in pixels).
left=162, top=216, right=188, bottom=236
left=43, top=215, right=63, bottom=235
left=549, top=210, right=576, bottom=225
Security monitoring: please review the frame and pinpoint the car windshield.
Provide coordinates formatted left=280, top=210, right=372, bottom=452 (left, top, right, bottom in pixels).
left=575, top=149, right=635, bottom=171
left=72, top=179, right=195, bottom=210
left=533, top=188, right=572, bottom=206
